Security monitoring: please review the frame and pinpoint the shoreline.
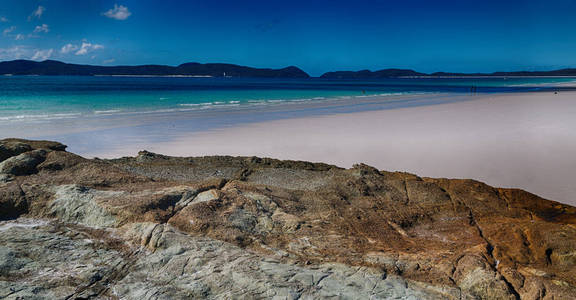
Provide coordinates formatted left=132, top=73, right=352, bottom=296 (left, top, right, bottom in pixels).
left=1, top=76, right=574, bottom=127
left=2, top=90, right=575, bottom=205
left=63, top=91, right=576, bottom=206
left=2, top=92, right=479, bottom=138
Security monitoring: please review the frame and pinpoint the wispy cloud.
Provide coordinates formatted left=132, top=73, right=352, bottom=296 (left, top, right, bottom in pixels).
left=31, top=49, right=53, bottom=61
left=103, top=4, right=131, bottom=20
left=3, top=26, right=15, bottom=36
left=0, top=17, right=8, bottom=23
left=75, top=42, right=104, bottom=55
left=3, top=26, right=26, bottom=40
left=34, top=24, right=50, bottom=33
left=103, top=58, right=116, bottom=64
left=0, top=46, right=53, bottom=61
left=61, top=41, right=104, bottom=56
left=28, top=6, right=46, bottom=21
left=60, top=43, right=78, bottom=54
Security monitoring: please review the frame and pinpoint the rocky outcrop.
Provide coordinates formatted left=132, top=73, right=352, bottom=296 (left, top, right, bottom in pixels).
left=0, top=150, right=47, bottom=176
left=0, top=138, right=574, bottom=299
left=0, top=138, right=65, bottom=162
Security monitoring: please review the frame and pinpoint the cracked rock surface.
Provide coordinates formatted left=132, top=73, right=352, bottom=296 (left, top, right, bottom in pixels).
left=0, top=138, right=575, bottom=299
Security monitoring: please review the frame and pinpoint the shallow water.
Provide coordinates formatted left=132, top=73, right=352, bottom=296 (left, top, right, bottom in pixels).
left=1, top=76, right=574, bottom=124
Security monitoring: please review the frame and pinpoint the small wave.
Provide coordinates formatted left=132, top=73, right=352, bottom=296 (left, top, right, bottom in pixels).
left=248, top=102, right=267, bottom=106
left=94, top=109, right=122, bottom=114
left=177, top=107, right=203, bottom=112
left=0, top=112, right=82, bottom=122
left=179, top=102, right=214, bottom=107
left=375, top=92, right=403, bottom=96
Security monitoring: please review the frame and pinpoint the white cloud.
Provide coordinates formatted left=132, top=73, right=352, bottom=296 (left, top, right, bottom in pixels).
left=31, top=49, right=53, bottom=61
left=0, top=17, right=8, bottom=23
left=3, top=26, right=15, bottom=36
left=103, top=4, right=131, bottom=20
left=60, top=43, right=78, bottom=54
left=28, top=6, right=46, bottom=21
left=14, top=34, right=25, bottom=40
left=75, top=42, right=104, bottom=55
left=34, top=24, right=49, bottom=33
left=103, top=58, right=116, bottom=64
left=61, top=41, right=104, bottom=56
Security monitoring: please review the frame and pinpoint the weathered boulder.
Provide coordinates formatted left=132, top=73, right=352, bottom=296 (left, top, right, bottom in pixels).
left=0, top=150, right=47, bottom=176
left=1, top=138, right=66, bottom=152
left=0, top=138, right=66, bottom=163
left=0, top=142, right=31, bottom=162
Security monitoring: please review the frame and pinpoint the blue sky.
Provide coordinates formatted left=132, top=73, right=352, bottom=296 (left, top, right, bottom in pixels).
left=0, top=0, right=575, bottom=75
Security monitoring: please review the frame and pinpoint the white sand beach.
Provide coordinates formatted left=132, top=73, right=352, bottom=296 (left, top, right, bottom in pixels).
left=114, top=91, right=576, bottom=206
left=5, top=90, right=574, bottom=205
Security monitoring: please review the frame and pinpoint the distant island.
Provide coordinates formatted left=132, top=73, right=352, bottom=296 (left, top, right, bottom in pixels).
left=1, top=59, right=576, bottom=78
left=0, top=60, right=310, bottom=78
left=320, top=68, right=576, bottom=79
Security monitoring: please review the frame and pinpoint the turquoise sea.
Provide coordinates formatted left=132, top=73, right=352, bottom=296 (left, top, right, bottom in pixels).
left=0, top=76, right=575, bottom=123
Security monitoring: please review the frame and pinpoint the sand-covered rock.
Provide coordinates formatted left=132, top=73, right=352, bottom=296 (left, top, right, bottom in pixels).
left=0, top=138, right=575, bottom=299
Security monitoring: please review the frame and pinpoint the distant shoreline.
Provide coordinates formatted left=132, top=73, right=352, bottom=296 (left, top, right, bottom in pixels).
left=94, top=74, right=214, bottom=78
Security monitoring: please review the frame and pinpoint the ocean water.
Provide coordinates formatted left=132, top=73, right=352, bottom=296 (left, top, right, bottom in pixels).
left=0, top=75, right=574, bottom=123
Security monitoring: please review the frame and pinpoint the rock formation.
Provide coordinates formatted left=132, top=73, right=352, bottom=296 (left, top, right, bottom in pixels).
left=1, top=138, right=574, bottom=299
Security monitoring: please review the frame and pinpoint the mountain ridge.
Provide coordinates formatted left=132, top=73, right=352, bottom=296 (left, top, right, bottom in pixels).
left=321, top=68, right=576, bottom=78
left=0, top=59, right=310, bottom=78
left=1, top=59, right=576, bottom=78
